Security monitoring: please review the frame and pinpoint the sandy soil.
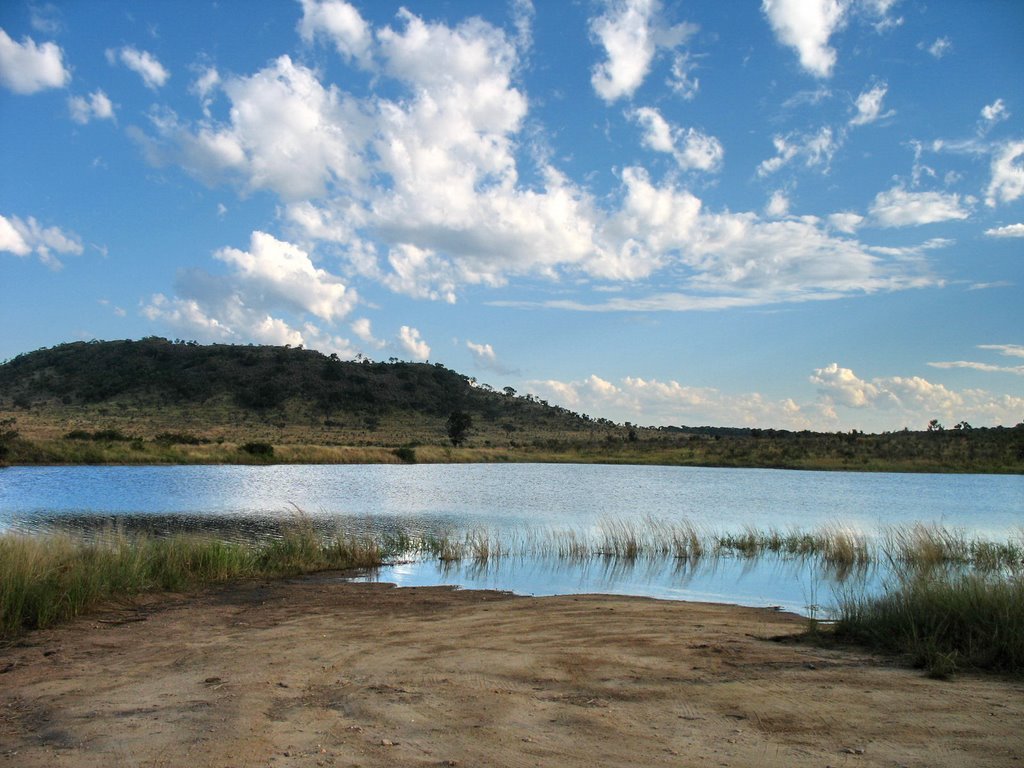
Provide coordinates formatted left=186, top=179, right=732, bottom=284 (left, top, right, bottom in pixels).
left=2, top=576, right=1022, bottom=768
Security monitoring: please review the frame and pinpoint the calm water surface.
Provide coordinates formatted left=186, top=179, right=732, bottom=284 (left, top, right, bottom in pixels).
left=2, top=464, right=1021, bottom=614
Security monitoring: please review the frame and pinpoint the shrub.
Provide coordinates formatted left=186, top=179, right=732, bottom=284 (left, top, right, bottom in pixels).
left=393, top=446, right=417, bottom=463
left=240, top=441, right=274, bottom=457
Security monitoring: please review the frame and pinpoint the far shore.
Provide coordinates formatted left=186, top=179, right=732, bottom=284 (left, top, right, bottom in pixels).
left=2, top=576, right=1022, bottom=768
left=4, top=437, right=1022, bottom=473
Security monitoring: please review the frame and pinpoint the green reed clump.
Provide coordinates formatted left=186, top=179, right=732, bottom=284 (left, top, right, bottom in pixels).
left=833, top=571, right=1024, bottom=676
left=0, top=523, right=388, bottom=639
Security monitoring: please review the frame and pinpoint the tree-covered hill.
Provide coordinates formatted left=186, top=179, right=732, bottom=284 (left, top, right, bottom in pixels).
left=0, top=337, right=602, bottom=441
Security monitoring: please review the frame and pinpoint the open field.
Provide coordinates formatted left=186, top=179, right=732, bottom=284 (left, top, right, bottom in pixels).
left=2, top=577, right=1023, bottom=768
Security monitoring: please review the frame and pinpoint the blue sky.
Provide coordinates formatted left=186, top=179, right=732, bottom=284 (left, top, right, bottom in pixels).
left=1, top=0, right=1022, bottom=431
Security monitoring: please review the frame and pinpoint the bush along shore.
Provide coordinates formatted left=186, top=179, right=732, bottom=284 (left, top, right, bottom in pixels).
left=2, top=519, right=1021, bottom=677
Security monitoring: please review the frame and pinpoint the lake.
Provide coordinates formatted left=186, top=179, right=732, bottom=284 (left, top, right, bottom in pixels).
left=2, top=463, right=1021, bottom=615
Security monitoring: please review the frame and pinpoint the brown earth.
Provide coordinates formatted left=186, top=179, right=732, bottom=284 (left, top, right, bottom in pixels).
left=1, top=576, right=1022, bottom=768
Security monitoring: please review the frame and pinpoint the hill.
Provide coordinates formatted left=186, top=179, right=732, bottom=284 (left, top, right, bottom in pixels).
left=0, top=338, right=1021, bottom=472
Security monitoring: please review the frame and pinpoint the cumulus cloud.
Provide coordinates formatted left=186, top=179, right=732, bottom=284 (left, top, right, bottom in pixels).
left=213, top=231, right=357, bottom=322
left=143, top=291, right=356, bottom=355
left=985, top=141, right=1024, bottom=207
left=298, top=0, right=373, bottom=66
left=631, top=106, right=723, bottom=172
left=398, top=325, right=430, bottom=361
left=350, top=317, right=383, bottom=348
left=0, top=213, right=83, bottom=269
left=868, top=186, right=970, bottom=227
left=0, top=28, right=69, bottom=93
left=589, top=0, right=697, bottom=103
left=528, top=374, right=813, bottom=429
left=765, top=190, right=790, bottom=218
left=107, top=46, right=169, bottom=89
left=138, top=56, right=370, bottom=200
left=762, top=0, right=846, bottom=78
left=141, top=232, right=357, bottom=355
left=136, top=6, right=944, bottom=321
left=849, top=82, right=892, bottom=126
left=827, top=212, right=864, bottom=233
left=465, top=339, right=515, bottom=373
left=984, top=223, right=1024, bottom=238
left=68, top=90, right=114, bottom=124
left=812, top=362, right=1024, bottom=427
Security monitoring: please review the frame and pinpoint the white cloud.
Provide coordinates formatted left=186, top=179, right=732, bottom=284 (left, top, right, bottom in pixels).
left=191, top=67, right=220, bottom=117
left=350, top=317, right=383, bottom=348
left=868, top=186, right=970, bottom=227
left=812, top=362, right=1024, bottom=427
left=298, top=0, right=373, bottom=66
left=30, top=5, right=63, bottom=35
left=140, top=56, right=370, bottom=201
left=827, top=212, right=864, bottom=233
left=631, top=106, right=723, bottom=172
left=0, top=28, right=69, bottom=93
left=143, top=292, right=357, bottom=354
left=978, top=344, right=1024, bottom=359
left=757, top=126, right=838, bottom=176
left=109, top=46, right=169, bottom=89
left=529, top=374, right=814, bottom=429
left=68, top=90, right=114, bottom=124
left=214, top=231, right=356, bottom=322
left=929, top=344, right=1024, bottom=375
left=141, top=231, right=358, bottom=356
left=510, top=0, right=535, bottom=54
left=466, top=340, right=505, bottom=371
left=762, top=0, right=846, bottom=78
left=765, top=190, right=790, bottom=218
left=928, top=361, right=1024, bottom=376
left=0, top=213, right=83, bottom=269
left=984, top=223, right=1024, bottom=238
left=981, top=98, right=1009, bottom=125
left=849, top=82, right=892, bottom=126
left=590, top=0, right=697, bottom=103
left=398, top=325, right=430, bottom=361
left=668, top=51, right=699, bottom=100
left=925, top=36, right=952, bottom=59
left=985, top=140, right=1024, bottom=207
left=138, top=7, right=944, bottom=318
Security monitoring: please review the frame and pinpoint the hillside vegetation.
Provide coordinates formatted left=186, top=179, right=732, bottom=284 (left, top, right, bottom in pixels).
left=1, top=338, right=1022, bottom=472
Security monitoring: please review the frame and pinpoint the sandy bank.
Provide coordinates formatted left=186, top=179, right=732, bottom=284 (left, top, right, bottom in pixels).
left=1, top=576, right=1022, bottom=767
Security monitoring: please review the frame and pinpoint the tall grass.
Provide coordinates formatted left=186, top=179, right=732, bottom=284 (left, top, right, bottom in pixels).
left=833, top=572, right=1024, bottom=676
left=0, top=523, right=389, bottom=638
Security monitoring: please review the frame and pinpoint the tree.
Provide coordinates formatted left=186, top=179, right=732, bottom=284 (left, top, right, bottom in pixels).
left=446, top=411, right=473, bottom=447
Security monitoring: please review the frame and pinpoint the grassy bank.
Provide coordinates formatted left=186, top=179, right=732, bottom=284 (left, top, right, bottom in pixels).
left=0, top=524, right=391, bottom=638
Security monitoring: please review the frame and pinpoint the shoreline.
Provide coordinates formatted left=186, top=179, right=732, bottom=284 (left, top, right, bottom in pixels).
left=2, top=576, right=1022, bottom=767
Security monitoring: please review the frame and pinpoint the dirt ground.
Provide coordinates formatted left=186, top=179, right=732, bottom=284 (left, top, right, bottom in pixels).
left=1, top=576, right=1022, bottom=768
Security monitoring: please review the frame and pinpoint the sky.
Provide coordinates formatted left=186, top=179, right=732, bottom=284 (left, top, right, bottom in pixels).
left=1, top=0, right=1022, bottom=432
